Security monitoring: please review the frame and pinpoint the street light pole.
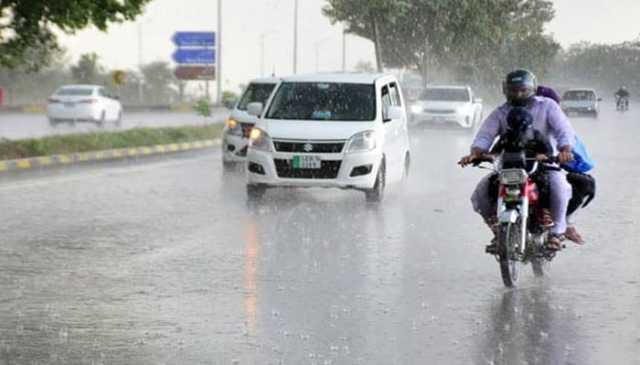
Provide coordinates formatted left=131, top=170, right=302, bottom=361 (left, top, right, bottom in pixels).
left=216, top=0, right=222, bottom=105
left=293, top=0, right=298, bottom=74
left=342, top=25, right=346, bottom=72
left=137, top=22, right=144, bottom=104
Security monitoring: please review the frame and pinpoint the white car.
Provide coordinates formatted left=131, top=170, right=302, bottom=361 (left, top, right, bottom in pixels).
left=561, top=88, right=601, bottom=118
left=245, top=73, right=411, bottom=203
left=46, top=84, right=123, bottom=127
left=408, top=85, right=483, bottom=129
left=222, top=78, right=279, bottom=170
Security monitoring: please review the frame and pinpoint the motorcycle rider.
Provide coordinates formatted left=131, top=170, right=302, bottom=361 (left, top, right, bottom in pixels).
left=459, top=69, right=576, bottom=251
left=614, top=86, right=630, bottom=109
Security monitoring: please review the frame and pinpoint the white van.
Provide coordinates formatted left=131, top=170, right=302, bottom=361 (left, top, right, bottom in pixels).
left=245, top=73, right=411, bottom=203
left=222, top=78, right=279, bottom=170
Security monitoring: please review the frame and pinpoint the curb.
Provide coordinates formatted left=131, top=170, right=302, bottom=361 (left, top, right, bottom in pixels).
left=0, top=139, right=221, bottom=174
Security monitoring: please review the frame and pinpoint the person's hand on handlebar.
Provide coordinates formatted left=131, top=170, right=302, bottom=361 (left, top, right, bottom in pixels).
left=557, top=146, right=574, bottom=164
left=458, top=148, right=493, bottom=167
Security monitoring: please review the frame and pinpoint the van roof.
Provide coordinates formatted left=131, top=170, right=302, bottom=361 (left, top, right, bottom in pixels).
left=248, top=77, right=280, bottom=84
left=280, top=72, right=391, bottom=84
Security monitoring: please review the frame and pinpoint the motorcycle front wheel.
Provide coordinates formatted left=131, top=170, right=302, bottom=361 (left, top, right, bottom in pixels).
left=498, top=222, right=520, bottom=287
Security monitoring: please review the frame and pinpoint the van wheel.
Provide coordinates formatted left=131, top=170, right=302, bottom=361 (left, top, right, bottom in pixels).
left=365, top=159, right=385, bottom=203
left=403, top=152, right=410, bottom=182
left=97, top=111, right=106, bottom=127
left=247, top=184, right=266, bottom=201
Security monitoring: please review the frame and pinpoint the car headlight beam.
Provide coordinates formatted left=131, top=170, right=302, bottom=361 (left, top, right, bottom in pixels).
left=248, top=128, right=273, bottom=152
left=346, top=130, right=377, bottom=153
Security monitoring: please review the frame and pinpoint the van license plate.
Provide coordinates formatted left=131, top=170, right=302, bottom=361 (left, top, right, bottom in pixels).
left=292, top=155, right=321, bottom=169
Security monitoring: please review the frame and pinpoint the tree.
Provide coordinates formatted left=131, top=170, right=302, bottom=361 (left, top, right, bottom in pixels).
left=323, top=0, right=559, bottom=86
left=0, top=0, right=151, bottom=70
left=551, top=40, right=640, bottom=94
left=70, top=53, right=103, bottom=84
left=140, top=61, right=178, bottom=105
left=354, top=60, right=375, bottom=73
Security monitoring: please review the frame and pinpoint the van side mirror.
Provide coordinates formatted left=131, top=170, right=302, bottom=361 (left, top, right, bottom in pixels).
left=474, top=98, right=483, bottom=104
left=383, top=106, right=403, bottom=123
left=247, top=102, right=264, bottom=117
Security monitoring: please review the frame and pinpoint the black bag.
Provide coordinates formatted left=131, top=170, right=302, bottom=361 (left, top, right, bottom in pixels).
left=567, top=172, right=596, bottom=215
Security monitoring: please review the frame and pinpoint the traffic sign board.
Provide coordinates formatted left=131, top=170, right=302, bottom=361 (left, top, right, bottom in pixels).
left=174, top=66, right=216, bottom=80
left=172, top=48, right=216, bottom=65
left=172, top=32, right=215, bottom=48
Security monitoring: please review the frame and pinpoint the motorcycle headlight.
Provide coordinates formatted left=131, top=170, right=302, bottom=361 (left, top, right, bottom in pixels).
left=225, top=118, right=242, bottom=136
left=248, top=128, right=273, bottom=152
left=346, top=130, right=377, bottom=153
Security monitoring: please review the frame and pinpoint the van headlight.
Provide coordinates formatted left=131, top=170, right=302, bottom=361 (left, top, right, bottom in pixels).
left=410, top=104, right=422, bottom=114
left=225, top=118, right=242, bottom=136
left=248, top=128, right=273, bottom=152
left=346, top=130, right=377, bottom=153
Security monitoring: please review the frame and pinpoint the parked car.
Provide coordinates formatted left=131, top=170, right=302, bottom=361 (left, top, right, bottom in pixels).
left=245, top=73, right=411, bottom=203
left=560, top=88, right=601, bottom=118
left=408, top=85, right=483, bottom=130
left=46, top=85, right=122, bottom=127
left=222, top=78, right=279, bottom=170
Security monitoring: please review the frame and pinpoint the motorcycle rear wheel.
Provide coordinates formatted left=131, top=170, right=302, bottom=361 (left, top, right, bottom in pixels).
left=498, top=222, right=520, bottom=287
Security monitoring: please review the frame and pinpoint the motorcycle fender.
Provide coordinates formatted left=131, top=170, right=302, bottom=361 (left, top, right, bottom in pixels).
left=499, top=209, right=519, bottom=224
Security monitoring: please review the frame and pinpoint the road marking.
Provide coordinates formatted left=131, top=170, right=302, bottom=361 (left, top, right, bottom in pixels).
left=58, top=155, right=71, bottom=164
left=38, top=157, right=52, bottom=166
left=0, top=162, right=7, bottom=172
left=168, top=144, right=179, bottom=152
left=141, top=147, right=152, bottom=155
left=16, top=159, right=32, bottom=169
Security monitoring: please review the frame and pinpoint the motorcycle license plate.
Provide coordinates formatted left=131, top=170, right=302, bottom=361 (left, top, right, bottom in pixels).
left=292, top=155, right=321, bottom=169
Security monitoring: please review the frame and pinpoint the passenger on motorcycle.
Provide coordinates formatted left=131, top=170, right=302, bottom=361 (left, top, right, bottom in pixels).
left=459, top=69, right=576, bottom=251
left=615, top=86, right=630, bottom=109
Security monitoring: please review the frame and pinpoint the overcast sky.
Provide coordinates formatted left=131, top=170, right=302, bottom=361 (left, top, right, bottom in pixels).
left=58, top=0, right=640, bottom=92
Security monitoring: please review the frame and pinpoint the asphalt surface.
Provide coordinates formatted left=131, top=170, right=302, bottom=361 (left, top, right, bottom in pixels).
left=0, top=104, right=638, bottom=364
left=0, top=109, right=229, bottom=140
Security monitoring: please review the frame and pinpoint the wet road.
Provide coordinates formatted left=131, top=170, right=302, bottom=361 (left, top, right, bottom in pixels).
left=0, top=109, right=229, bottom=140
left=0, top=104, right=638, bottom=364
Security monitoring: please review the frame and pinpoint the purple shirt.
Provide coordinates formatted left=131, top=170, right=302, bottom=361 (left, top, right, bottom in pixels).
left=472, top=96, right=575, bottom=154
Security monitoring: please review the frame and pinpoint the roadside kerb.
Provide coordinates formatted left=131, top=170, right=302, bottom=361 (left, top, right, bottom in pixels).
left=0, top=139, right=220, bottom=173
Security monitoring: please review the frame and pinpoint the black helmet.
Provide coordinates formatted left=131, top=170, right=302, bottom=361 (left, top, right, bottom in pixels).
left=506, top=107, right=533, bottom=133
left=503, top=69, right=537, bottom=107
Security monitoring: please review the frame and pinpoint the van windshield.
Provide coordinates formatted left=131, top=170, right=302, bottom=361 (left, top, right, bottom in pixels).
left=563, top=90, right=595, bottom=101
left=237, top=83, right=276, bottom=111
left=56, top=88, right=94, bottom=96
left=265, top=82, right=376, bottom=121
left=420, top=88, right=469, bottom=102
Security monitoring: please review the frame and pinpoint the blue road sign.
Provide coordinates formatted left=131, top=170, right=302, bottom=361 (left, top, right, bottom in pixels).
left=172, top=48, right=216, bottom=65
left=172, top=32, right=216, bottom=48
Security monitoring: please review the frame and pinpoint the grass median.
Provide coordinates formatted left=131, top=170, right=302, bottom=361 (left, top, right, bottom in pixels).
left=0, top=124, right=224, bottom=160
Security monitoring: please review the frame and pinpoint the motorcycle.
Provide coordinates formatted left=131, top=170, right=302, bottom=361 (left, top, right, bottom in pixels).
left=616, top=96, right=629, bottom=112
left=472, top=152, right=560, bottom=287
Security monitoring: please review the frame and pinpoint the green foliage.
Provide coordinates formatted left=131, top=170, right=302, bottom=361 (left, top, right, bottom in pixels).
left=0, top=0, right=151, bottom=70
left=70, top=53, right=103, bottom=84
left=221, top=90, right=238, bottom=108
left=193, top=98, right=212, bottom=117
left=0, top=124, right=223, bottom=160
left=323, top=0, right=559, bottom=86
left=551, top=40, right=640, bottom=95
left=140, top=61, right=178, bottom=104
